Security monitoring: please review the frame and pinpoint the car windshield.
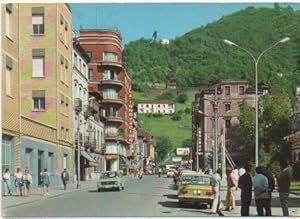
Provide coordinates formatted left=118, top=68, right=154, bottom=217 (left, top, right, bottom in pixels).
left=100, top=172, right=118, bottom=179
left=181, top=175, right=211, bottom=185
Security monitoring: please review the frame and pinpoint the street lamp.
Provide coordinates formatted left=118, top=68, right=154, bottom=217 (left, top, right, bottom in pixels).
left=223, top=37, right=290, bottom=167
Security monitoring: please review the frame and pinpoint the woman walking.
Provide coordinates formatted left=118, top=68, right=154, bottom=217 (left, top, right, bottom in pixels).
left=41, top=168, right=50, bottom=196
left=23, top=169, right=33, bottom=197
left=14, top=168, right=23, bottom=196
left=2, top=168, right=12, bottom=196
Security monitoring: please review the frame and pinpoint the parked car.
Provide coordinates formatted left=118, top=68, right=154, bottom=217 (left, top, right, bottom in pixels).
left=97, top=171, right=125, bottom=192
left=177, top=173, right=214, bottom=207
left=167, top=169, right=175, bottom=178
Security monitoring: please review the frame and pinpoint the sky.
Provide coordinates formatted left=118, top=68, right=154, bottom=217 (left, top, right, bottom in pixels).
left=70, top=3, right=300, bottom=45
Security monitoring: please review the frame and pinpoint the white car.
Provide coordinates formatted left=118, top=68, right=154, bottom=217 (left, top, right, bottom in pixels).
left=167, top=169, right=174, bottom=177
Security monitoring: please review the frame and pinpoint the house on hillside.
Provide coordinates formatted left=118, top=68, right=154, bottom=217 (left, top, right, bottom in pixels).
left=166, top=80, right=177, bottom=90
left=137, top=100, right=175, bottom=114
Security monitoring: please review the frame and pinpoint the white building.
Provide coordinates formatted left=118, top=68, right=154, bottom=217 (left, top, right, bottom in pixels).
left=72, top=39, right=105, bottom=180
left=137, top=100, right=175, bottom=114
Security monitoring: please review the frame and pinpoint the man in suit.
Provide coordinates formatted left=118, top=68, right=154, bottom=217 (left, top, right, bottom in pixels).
left=61, top=168, right=69, bottom=190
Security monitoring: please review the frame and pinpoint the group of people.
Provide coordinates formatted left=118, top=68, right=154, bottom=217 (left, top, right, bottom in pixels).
left=210, top=159, right=292, bottom=216
left=2, top=167, right=70, bottom=197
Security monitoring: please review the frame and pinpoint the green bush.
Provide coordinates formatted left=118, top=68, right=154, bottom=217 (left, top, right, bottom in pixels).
left=176, top=93, right=188, bottom=103
left=184, top=108, right=191, bottom=114
left=156, top=91, right=174, bottom=101
left=171, top=113, right=181, bottom=121
left=153, top=113, right=164, bottom=118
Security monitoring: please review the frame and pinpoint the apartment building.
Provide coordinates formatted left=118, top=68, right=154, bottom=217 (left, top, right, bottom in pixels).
left=285, top=87, right=300, bottom=164
left=18, top=3, right=73, bottom=187
left=79, top=29, right=133, bottom=172
left=137, top=129, right=155, bottom=172
left=137, top=100, right=175, bottom=114
left=72, top=39, right=105, bottom=180
left=192, top=80, right=269, bottom=169
left=2, top=4, right=20, bottom=187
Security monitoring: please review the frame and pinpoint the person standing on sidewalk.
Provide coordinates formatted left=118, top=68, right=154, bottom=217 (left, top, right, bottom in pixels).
left=225, top=167, right=237, bottom=211
left=61, top=168, right=69, bottom=190
left=211, top=168, right=222, bottom=214
left=252, top=166, right=269, bottom=216
left=238, top=164, right=252, bottom=216
left=2, top=168, right=12, bottom=196
left=14, top=168, right=23, bottom=196
left=22, top=169, right=33, bottom=197
left=277, top=160, right=292, bottom=216
left=41, top=168, right=50, bottom=196
left=262, top=165, right=275, bottom=216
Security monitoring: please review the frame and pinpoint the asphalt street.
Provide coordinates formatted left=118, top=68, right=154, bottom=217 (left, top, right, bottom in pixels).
left=3, top=175, right=213, bottom=217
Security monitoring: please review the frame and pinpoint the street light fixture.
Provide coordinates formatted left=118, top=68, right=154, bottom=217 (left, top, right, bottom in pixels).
left=223, top=37, right=290, bottom=167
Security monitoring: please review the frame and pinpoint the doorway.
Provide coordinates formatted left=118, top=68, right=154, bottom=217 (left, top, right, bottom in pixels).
left=38, top=150, right=44, bottom=185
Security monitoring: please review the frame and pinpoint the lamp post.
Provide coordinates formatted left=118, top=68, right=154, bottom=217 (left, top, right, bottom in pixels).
left=223, top=37, right=290, bottom=167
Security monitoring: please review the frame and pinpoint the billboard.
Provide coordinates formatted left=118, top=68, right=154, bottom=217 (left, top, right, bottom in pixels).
left=176, top=148, right=190, bottom=156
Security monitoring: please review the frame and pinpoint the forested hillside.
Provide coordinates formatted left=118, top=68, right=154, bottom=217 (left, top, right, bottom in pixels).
left=124, top=5, right=300, bottom=98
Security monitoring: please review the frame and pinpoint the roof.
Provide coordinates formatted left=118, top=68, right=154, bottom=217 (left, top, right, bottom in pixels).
left=137, top=128, right=153, bottom=141
left=137, top=100, right=174, bottom=104
left=73, top=40, right=90, bottom=63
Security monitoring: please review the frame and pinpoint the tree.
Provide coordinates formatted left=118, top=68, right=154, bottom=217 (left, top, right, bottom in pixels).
left=176, top=93, right=188, bottom=103
left=156, top=91, right=174, bottom=101
left=155, top=136, right=173, bottom=163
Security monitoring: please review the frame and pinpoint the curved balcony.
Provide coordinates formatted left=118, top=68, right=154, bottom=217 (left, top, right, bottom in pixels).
left=101, top=97, right=125, bottom=105
left=105, top=116, right=124, bottom=123
left=98, top=60, right=123, bottom=69
left=104, top=133, right=129, bottom=145
left=99, top=79, right=125, bottom=87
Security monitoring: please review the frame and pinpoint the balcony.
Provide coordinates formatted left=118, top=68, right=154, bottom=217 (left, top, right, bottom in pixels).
left=104, top=133, right=129, bottom=145
left=99, top=78, right=125, bottom=87
left=84, top=100, right=99, bottom=118
left=105, top=115, right=124, bottom=123
left=98, top=59, right=123, bottom=69
left=101, top=96, right=124, bottom=105
left=84, top=136, right=96, bottom=149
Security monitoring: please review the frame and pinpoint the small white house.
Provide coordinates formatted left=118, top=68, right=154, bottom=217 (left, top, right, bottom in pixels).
left=137, top=100, right=175, bottom=114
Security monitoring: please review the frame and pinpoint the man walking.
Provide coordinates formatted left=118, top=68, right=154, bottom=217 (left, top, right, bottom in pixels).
left=252, top=166, right=269, bottom=216
left=225, top=167, right=237, bottom=211
left=211, top=168, right=222, bottom=214
left=238, top=164, right=252, bottom=216
left=61, top=168, right=69, bottom=190
left=277, top=160, right=292, bottom=216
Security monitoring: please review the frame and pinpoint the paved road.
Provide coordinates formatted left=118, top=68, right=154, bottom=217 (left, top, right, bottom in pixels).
left=3, top=175, right=213, bottom=217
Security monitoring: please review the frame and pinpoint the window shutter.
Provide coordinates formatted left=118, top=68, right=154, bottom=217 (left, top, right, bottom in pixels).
left=65, top=22, right=68, bottom=31
left=32, top=15, right=43, bottom=24
left=32, top=90, right=45, bottom=98
left=61, top=94, right=65, bottom=103
left=61, top=55, right=64, bottom=64
left=32, top=49, right=45, bottom=57
left=32, top=57, right=44, bottom=77
left=6, top=4, right=12, bottom=13
left=65, top=58, right=68, bottom=69
left=32, top=7, right=44, bottom=15
left=60, top=15, right=64, bottom=25
left=6, top=56, right=13, bottom=70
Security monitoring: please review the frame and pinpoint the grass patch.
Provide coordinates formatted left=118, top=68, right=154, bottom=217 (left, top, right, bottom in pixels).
left=291, top=181, right=300, bottom=191
left=133, top=91, right=154, bottom=101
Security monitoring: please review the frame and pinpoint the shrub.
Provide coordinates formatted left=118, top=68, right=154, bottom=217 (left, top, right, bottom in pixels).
left=171, top=113, right=181, bottom=121
left=185, top=107, right=191, bottom=114
left=176, top=93, right=188, bottom=103
left=156, top=91, right=174, bottom=101
left=153, top=113, right=164, bottom=118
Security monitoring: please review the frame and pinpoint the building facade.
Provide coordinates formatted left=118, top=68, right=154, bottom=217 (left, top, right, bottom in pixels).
left=285, top=87, right=300, bottom=164
left=18, top=3, right=73, bottom=187
left=2, top=4, right=20, bottom=191
left=192, top=81, right=269, bottom=169
left=137, top=100, right=175, bottom=114
left=79, top=29, right=133, bottom=172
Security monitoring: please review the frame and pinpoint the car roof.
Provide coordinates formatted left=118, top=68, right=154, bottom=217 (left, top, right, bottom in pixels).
left=181, top=172, right=211, bottom=177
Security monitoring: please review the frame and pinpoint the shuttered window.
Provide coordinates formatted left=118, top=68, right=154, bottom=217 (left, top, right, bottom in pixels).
left=32, top=57, right=44, bottom=77
left=32, top=90, right=45, bottom=111
left=5, top=5, right=12, bottom=38
left=6, top=56, right=13, bottom=95
left=32, top=14, right=44, bottom=35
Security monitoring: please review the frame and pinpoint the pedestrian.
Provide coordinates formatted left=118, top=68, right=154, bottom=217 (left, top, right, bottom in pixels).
left=211, top=168, right=222, bottom=214
left=277, top=160, right=292, bottom=216
left=22, top=169, right=33, bottom=197
left=262, top=165, right=275, bottom=216
left=225, top=167, right=237, bottom=211
left=14, top=168, right=23, bottom=196
left=41, top=168, right=50, bottom=196
left=2, top=168, right=12, bottom=196
left=61, top=168, right=69, bottom=190
left=238, top=164, right=252, bottom=216
left=252, top=166, right=269, bottom=216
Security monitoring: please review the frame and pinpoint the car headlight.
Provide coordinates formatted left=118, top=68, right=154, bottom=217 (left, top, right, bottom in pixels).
left=193, top=190, right=201, bottom=194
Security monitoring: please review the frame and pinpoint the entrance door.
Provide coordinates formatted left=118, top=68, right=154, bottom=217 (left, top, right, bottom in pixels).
left=38, top=151, right=44, bottom=185
left=106, top=160, right=111, bottom=171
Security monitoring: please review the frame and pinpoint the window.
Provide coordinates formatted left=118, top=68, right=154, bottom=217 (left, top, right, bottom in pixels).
left=74, top=53, right=78, bottom=68
left=32, top=90, right=45, bottom=111
left=225, top=119, right=231, bottom=128
left=225, top=86, right=230, bottom=96
left=79, top=59, right=82, bottom=72
left=103, top=52, right=118, bottom=62
left=32, top=7, right=44, bottom=35
left=239, top=86, right=245, bottom=95
left=25, top=149, right=33, bottom=170
left=83, top=64, right=86, bottom=75
left=61, top=127, right=65, bottom=139
left=32, top=49, right=45, bottom=77
left=6, top=4, right=12, bottom=38
left=60, top=55, right=64, bottom=82
left=2, top=135, right=13, bottom=172
left=86, top=52, right=92, bottom=59
left=63, top=154, right=68, bottom=169
left=59, top=14, right=64, bottom=40
left=225, top=103, right=231, bottom=112
left=66, top=129, right=69, bottom=141
left=103, top=88, right=117, bottom=99
left=146, top=104, right=149, bottom=108
left=48, top=152, right=54, bottom=173
left=6, top=56, right=13, bottom=95
left=105, top=107, right=116, bottom=117
left=88, top=69, right=93, bottom=80
left=65, top=58, right=68, bottom=84
left=64, top=21, right=68, bottom=44
left=103, top=69, right=116, bottom=80
left=158, top=105, right=160, bottom=108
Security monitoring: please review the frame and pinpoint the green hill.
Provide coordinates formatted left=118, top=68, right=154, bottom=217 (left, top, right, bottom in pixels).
left=124, top=4, right=300, bottom=99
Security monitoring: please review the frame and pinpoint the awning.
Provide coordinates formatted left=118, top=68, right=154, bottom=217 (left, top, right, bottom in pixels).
left=121, top=156, right=133, bottom=168
left=81, top=150, right=96, bottom=162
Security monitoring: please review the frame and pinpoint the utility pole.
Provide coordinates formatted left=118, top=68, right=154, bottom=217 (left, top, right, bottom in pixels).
left=212, top=86, right=219, bottom=172
left=221, top=123, right=226, bottom=179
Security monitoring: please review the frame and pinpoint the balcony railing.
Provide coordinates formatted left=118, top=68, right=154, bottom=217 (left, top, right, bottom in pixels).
left=100, top=79, right=125, bottom=87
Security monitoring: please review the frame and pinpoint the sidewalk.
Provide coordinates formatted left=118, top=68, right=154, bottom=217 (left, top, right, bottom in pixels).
left=219, top=184, right=300, bottom=217
left=1, top=175, right=136, bottom=210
